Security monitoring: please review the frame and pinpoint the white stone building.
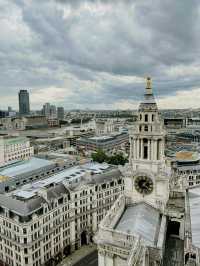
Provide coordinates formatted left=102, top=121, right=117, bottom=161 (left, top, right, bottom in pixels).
left=0, top=162, right=124, bottom=266
left=0, top=135, right=34, bottom=167
left=95, top=119, right=115, bottom=136
left=171, top=151, right=200, bottom=188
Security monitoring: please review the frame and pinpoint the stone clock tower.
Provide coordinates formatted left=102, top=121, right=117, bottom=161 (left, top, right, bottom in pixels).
left=125, top=77, right=170, bottom=209
left=94, top=79, right=179, bottom=266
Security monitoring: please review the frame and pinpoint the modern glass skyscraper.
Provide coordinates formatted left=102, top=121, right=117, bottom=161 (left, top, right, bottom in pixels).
left=18, top=90, right=30, bottom=116
left=57, top=106, right=64, bottom=120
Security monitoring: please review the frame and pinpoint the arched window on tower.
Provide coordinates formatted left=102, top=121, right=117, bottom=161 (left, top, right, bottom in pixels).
left=145, top=114, right=148, bottom=122
left=152, top=114, right=154, bottom=122
left=144, top=125, right=148, bottom=132
left=143, top=138, right=148, bottom=159
left=157, top=139, right=162, bottom=160
left=140, top=114, right=142, bottom=120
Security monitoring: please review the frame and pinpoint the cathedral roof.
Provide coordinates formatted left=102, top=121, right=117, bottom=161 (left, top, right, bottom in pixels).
left=188, top=187, right=200, bottom=248
left=115, top=202, right=162, bottom=247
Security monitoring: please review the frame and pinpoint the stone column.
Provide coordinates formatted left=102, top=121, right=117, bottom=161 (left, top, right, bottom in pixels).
left=133, top=139, right=137, bottom=159
left=154, top=139, right=157, bottom=160
left=141, top=138, right=143, bottom=159
left=131, top=139, right=134, bottom=160
left=137, top=139, right=140, bottom=159
left=129, top=138, right=133, bottom=160
left=98, top=251, right=105, bottom=266
left=148, top=139, right=151, bottom=160
left=160, top=140, right=164, bottom=160
left=106, top=253, right=114, bottom=266
left=151, top=140, right=154, bottom=161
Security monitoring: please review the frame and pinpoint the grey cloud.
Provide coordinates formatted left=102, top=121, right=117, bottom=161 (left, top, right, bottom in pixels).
left=0, top=0, right=200, bottom=109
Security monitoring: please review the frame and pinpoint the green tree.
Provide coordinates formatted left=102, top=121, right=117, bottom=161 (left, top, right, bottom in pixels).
left=92, top=150, right=128, bottom=165
left=91, top=149, right=107, bottom=163
left=107, top=153, right=128, bottom=165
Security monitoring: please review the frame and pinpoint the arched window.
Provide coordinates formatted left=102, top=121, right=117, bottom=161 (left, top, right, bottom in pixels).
left=144, top=125, right=148, bottom=132
left=157, top=139, right=162, bottom=160
left=140, top=114, right=142, bottom=120
left=143, top=138, right=148, bottom=159
left=145, top=114, right=148, bottom=122
left=152, top=114, right=154, bottom=121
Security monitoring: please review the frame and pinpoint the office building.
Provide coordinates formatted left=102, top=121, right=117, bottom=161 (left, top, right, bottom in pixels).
left=18, top=90, right=30, bottom=116
left=42, top=103, right=57, bottom=119
left=77, top=132, right=129, bottom=154
left=0, top=161, right=124, bottom=266
left=57, top=107, right=64, bottom=120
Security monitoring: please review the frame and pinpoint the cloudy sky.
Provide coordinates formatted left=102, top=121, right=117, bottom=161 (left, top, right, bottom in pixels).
left=1, top=0, right=200, bottom=110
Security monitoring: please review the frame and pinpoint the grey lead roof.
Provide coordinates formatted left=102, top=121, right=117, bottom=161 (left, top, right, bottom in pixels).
left=0, top=157, right=54, bottom=178
left=90, top=168, right=122, bottom=184
left=46, top=183, right=69, bottom=200
left=0, top=183, right=69, bottom=216
left=115, top=203, right=161, bottom=247
left=0, top=163, right=121, bottom=216
left=188, top=187, right=200, bottom=248
left=0, top=194, right=46, bottom=216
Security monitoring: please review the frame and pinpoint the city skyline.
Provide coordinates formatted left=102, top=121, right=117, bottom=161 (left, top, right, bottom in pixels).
left=1, top=0, right=200, bottom=110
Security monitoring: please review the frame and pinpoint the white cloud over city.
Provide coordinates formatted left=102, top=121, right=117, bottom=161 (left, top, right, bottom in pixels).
left=0, top=0, right=200, bottom=110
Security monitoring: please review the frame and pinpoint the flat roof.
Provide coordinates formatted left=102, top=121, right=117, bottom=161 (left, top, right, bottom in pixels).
left=115, top=203, right=160, bottom=246
left=176, top=151, right=199, bottom=162
left=188, top=187, right=200, bottom=248
left=177, top=165, right=200, bottom=171
left=11, top=162, right=110, bottom=199
left=89, top=136, right=113, bottom=141
left=0, top=157, right=54, bottom=178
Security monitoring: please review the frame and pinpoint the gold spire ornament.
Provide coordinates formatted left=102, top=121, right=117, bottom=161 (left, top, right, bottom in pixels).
left=146, top=77, right=152, bottom=89
left=145, top=77, right=153, bottom=95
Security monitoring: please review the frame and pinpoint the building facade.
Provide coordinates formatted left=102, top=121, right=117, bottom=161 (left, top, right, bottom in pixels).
left=57, top=107, right=64, bottom=121
left=0, top=161, right=124, bottom=266
left=77, top=132, right=129, bottom=155
left=95, top=119, right=115, bottom=136
left=0, top=116, right=49, bottom=131
left=0, top=135, right=34, bottom=167
left=172, top=151, right=200, bottom=188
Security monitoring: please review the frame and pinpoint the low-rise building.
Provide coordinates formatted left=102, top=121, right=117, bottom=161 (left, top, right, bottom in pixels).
left=0, top=116, right=48, bottom=131
left=77, top=132, right=129, bottom=155
left=0, top=157, right=75, bottom=193
left=0, top=135, right=34, bottom=167
left=172, top=151, right=200, bottom=188
left=95, top=119, right=115, bottom=136
left=47, top=119, right=59, bottom=128
left=164, top=117, right=185, bottom=131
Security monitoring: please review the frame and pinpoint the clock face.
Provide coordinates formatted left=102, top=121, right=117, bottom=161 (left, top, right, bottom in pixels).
left=134, top=176, right=153, bottom=195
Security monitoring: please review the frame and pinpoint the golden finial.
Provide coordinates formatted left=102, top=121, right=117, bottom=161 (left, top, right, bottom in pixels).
left=146, top=77, right=152, bottom=89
